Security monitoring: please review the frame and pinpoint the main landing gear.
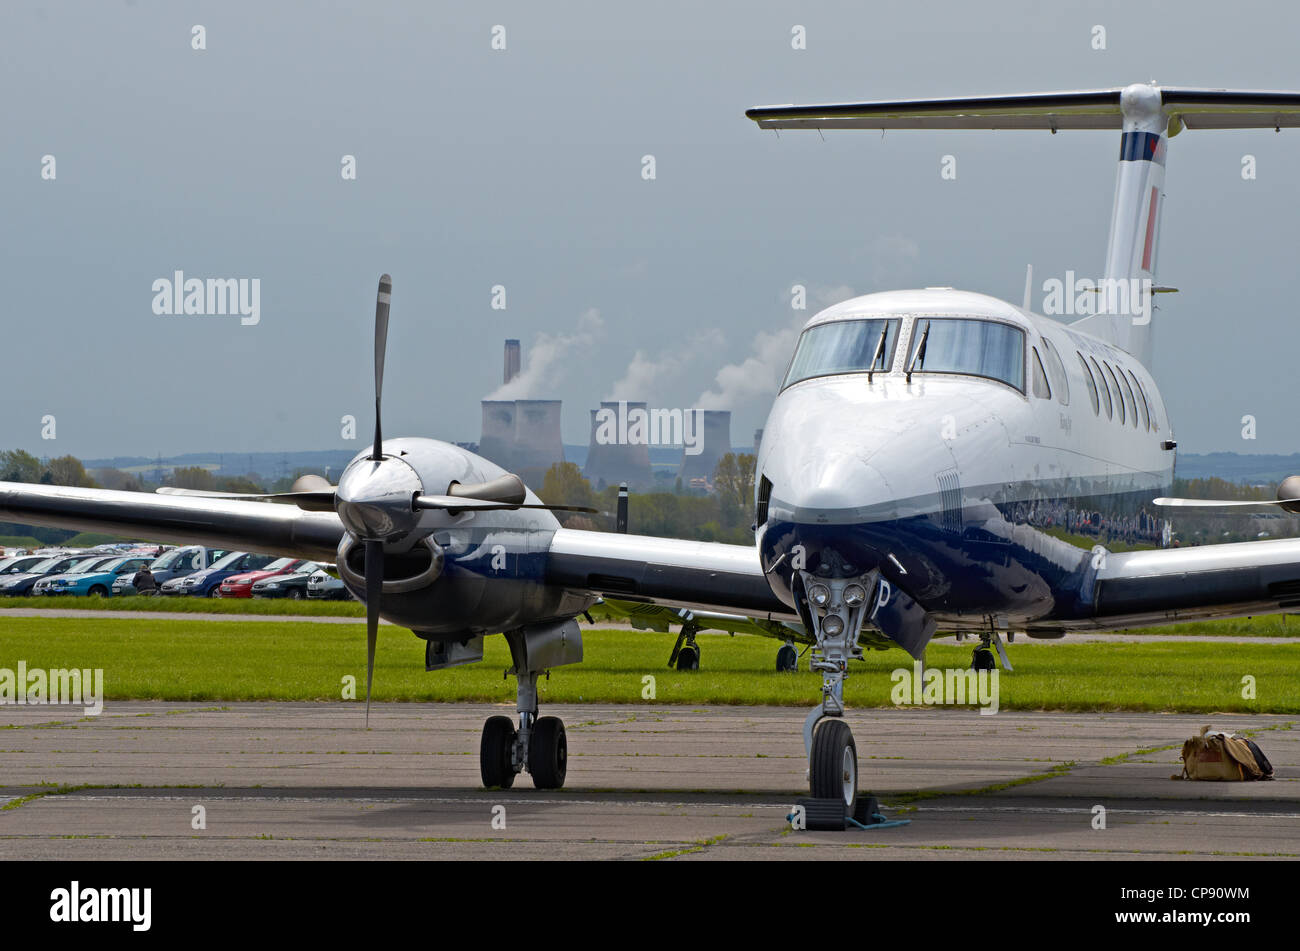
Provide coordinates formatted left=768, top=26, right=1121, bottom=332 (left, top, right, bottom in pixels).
left=668, top=617, right=701, bottom=671
left=479, top=620, right=582, bottom=790
left=971, top=623, right=1014, bottom=672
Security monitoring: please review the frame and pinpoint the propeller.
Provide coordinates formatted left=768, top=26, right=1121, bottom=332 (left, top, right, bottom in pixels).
left=1153, top=497, right=1300, bottom=508
left=359, top=275, right=393, bottom=726
left=372, top=274, right=391, bottom=462
left=155, top=485, right=336, bottom=511
left=1155, top=476, right=1300, bottom=515
left=413, top=495, right=597, bottom=514
left=364, top=539, right=382, bottom=726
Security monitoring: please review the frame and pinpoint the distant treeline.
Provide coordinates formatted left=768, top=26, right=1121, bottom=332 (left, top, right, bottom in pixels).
left=0, top=448, right=761, bottom=548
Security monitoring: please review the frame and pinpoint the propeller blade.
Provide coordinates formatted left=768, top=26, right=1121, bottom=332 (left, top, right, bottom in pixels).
left=1153, top=497, right=1300, bottom=508
left=155, top=486, right=337, bottom=512
left=364, top=539, right=382, bottom=727
left=412, top=494, right=597, bottom=514
left=373, top=274, right=392, bottom=461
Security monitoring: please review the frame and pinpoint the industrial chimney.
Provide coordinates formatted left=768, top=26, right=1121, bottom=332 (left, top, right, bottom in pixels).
left=503, top=339, right=521, bottom=386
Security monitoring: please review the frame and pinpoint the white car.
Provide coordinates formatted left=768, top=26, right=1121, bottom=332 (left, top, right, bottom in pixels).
left=306, top=568, right=351, bottom=600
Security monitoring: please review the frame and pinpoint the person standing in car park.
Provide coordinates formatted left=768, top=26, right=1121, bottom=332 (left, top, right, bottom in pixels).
left=132, top=563, right=157, bottom=597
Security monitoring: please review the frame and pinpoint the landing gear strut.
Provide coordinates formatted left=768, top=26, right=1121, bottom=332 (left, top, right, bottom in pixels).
left=668, top=618, right=701, bottom=671
left=798, top=569, right=876, bottom=811
left=971, top=621, right=1014, bottom=672
left=479, top=621, right=582, bottom=790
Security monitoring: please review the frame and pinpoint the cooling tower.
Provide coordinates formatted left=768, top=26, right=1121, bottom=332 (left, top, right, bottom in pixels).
left=583, top=401, right=652, bottom=491
left=504, top=339, right=521, bottom=386
left=479, top=401, right=517, bottom=471
left=512, top=399, right=565, bottom=488
left=677, top=410, right=731, bottom=488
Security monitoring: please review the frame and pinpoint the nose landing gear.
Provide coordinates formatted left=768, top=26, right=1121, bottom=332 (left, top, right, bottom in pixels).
left=798, top=570, right=876, bottom=811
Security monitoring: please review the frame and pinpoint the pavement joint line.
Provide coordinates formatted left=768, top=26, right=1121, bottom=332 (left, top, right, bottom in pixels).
left=20, top=793, right=797, bottom=808
left=912, top=805, right=1300, bottom=819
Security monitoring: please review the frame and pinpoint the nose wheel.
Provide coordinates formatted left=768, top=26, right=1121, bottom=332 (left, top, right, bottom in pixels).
left=809, top=718, right=858, bottom=810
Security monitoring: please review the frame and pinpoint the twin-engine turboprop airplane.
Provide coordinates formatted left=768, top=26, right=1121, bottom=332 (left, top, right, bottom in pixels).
left=7, top=83, right=1300, bottom=812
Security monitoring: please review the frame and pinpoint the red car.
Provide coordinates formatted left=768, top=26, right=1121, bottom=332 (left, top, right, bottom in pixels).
left=216, top=558, right=308, bottom=598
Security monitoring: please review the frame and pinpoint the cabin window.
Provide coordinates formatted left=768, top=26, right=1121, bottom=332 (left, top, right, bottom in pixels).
left=1116, top=368, right=1138, bottom=428
left=1132, top=373, right=1156, bottom=430
left=782, top=318, right=901, bottom=388
left=1040, top=338, right=1069, bottom=406
left=1089, top=356, right=1112, bottom=419
left=1102, top=362, right=1125, bottom=425
left=1076, top=352, right=1099, bottom=414
left=1030, top=347, right=1051, bottom=399
left=904, top=318, right=1025, bottom=391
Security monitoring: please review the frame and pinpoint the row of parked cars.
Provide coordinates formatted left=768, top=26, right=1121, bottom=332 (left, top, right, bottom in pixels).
left=0, top=545, right=355, bottom=600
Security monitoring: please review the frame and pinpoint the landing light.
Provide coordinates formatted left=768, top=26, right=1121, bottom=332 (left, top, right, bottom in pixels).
left=823, top=614, right=845, bottom=636
left=844, top=583, right=867, bottom=607
left=808, top=583, right=831, bottom=607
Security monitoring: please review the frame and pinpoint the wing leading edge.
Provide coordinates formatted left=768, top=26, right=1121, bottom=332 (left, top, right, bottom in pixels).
left=545, top=528, right=798, bottom=622
left=0, top=481, right=345, bottom=564
left=1067, top=536, right=1300, bottom=631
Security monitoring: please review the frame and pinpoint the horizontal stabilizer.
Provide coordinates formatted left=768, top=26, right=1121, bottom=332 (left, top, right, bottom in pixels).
left=746, top=87, right=1300, bottom=133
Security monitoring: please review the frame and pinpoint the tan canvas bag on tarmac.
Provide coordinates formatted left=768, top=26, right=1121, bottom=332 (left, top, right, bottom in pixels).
left=1176, top=725, right=1267, bottom=781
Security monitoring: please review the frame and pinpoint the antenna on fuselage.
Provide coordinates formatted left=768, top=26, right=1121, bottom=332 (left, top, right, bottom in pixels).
left=1022, top=264, right=1034, bottom=311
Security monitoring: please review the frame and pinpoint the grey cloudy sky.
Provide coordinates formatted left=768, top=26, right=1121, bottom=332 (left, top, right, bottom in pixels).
left=4, top=0, right=1300, bottom=460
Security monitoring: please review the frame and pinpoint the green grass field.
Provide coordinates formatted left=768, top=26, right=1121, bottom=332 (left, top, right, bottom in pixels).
left=0, top=616, right=1295, bottom=713
left=0, top=595, right=363, bottom=616
left=3, top=596, right=1300, bottom=636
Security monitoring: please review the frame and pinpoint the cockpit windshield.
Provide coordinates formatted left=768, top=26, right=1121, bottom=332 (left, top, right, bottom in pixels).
left=782, top=318, right=901, bottom=389
left=905, top=318, right=1025, bottom=391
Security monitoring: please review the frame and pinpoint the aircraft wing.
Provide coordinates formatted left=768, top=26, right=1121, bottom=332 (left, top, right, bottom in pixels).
left=0, top=482, right=345, bottom=564
left=0, top=482, right=796, bottom=622
left=1032, top=537, right=1300, bottom=633
left=545, top=528, right=799, bottom=622
left=590, top=597, right=806, bottom=642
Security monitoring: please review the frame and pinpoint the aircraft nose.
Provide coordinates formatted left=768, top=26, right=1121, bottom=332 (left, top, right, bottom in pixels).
left=781, top=453, right=894, bottom=521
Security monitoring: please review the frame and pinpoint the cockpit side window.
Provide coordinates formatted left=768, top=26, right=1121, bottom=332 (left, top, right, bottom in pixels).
left=1041, top=337, right=1069, bottom=406
left=1030, top=347, right=1051, bottom=399
left=782, top=318, right=901, bottom=389
left=904, top=318, right=1025, bottom=392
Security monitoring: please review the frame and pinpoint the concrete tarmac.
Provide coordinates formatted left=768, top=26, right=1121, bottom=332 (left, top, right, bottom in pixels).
left=0, top=702, right=1296, bottom=860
